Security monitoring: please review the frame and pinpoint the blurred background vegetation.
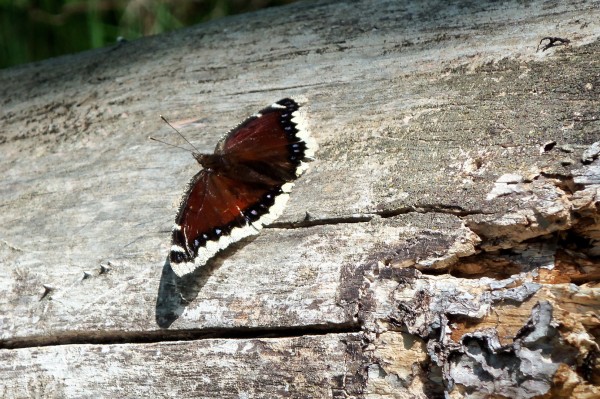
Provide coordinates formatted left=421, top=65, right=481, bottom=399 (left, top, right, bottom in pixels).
left=0, top=0, right=297, bottom=69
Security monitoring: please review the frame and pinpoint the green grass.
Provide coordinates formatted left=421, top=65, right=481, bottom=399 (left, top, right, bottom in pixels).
left=0, top=0, right=296, bottom=69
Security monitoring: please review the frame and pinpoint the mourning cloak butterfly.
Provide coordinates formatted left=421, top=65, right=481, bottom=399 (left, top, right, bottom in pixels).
left=169, top=98, right=316, bottom=277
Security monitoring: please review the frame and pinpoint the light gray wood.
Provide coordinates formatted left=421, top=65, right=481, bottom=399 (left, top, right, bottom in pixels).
left=1, top=0, right=599, bottom=397
left=0, top=334, right=365, bottom=398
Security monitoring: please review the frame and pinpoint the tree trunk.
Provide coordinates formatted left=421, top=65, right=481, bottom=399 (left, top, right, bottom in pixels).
left=1, top=0, right=599, bottom=397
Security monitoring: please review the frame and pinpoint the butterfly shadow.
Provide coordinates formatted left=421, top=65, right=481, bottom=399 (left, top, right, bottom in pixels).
left=154, top=240, right=250, bottom=328
left=155, top=256, right=221, bottom=328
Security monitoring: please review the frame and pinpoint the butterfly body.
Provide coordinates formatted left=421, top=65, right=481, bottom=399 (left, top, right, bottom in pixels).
left=169, top=98, right=315, bottom=277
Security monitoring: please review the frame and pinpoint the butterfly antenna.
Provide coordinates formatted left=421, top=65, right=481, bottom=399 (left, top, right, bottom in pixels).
left=149, top=136, right=195, bottom=153
left=159, top=115, right=200, bottom=153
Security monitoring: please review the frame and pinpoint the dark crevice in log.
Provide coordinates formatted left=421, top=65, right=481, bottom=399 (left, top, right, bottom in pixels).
left=272, top=206, right=489, bottom=229
left=419, top=229, right=600, bottom=285
left=538, top=172, right=581, bottom=193
left=449, top=163, right=600, bottom=283
left=271, top=214, right=373, bottom=228
left=379, top=205, right=488, bottom=218
left=0, top=321, right=361, bottom=350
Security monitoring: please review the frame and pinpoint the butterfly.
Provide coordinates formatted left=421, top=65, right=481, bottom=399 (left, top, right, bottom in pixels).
left=168, top=98, right=316, bottom=277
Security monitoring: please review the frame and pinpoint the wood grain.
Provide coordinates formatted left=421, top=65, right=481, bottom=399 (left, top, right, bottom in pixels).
left=0, top=334, right=365, bottom=398
left=1, top=0, right=599, bottom=397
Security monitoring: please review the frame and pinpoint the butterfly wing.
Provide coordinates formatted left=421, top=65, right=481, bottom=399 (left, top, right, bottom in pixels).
left=169, top=99, right=315, bottom=277
left=169, top=168, right=292, bottom=276
left=216, top=98, right=316, bottom=181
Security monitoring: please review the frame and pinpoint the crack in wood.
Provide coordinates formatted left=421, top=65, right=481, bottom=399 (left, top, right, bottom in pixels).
left=271, top=206, right=491, bottom=229
left=0, top=322, right=361, bottom=350
left=271, top=215, right=373, bottom=228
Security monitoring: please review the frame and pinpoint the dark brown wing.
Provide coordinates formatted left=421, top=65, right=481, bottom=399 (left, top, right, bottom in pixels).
left=216, top=98, right=314, bottom=182
left=169, top=98, right=316, bottom=277
left=169, top=169, right=291, bottom=276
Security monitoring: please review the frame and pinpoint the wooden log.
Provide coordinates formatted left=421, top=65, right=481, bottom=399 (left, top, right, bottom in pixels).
left=0, top=334, right=366, bottom=398
left=1, top=0, right=599, bottom=397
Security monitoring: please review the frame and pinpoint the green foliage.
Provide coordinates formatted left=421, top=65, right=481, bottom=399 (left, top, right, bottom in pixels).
left=0, top=0, right=295, bottom=69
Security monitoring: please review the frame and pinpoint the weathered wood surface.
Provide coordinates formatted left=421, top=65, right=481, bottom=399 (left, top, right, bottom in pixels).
left=1, top=0, right=599, bottom=397
left=0, top=334, right=366, bottom=398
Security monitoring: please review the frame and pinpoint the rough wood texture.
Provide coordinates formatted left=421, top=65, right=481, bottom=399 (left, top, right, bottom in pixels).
left=0, top=334, right=365, bottom=398
left=1, top=0, right=599, bottom=397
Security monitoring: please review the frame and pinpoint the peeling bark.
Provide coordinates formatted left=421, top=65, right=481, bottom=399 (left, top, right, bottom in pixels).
left=357, top=148, right=600, bottom=397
